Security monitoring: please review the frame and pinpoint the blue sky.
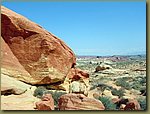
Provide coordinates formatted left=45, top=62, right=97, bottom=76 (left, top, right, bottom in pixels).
left=2, top=1, right=146, bottom=56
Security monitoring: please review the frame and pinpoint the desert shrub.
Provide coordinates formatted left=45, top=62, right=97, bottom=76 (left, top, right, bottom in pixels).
left=98, top=96, right=116, bottom=110
left=121, top=77, right=131, bottom=81
left=111, top=88, right=125, bottom=98
left=131, top=82, right=146, bottom=91
left=132, top=76, right=146, bottom=84
left=33, top=87, right=66, bottom=106
left=115, top=78, right=131, bottom=90
left=44, top=90, right=66, bottom=105
left=141, top=77, right=146, bottom=83
left=139, top=76, right=146, bottom=84
left=131, top=82, right=142, bottom=90
left=131, top=76, right=146, bottom=90
left=137, top=97, right=146, bottom=110
left=33, top=86, right=47, bottom=98
left=90, top=83, right=112, bottom=91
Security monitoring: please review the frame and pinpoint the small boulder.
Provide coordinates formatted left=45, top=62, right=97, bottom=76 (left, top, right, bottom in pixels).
left=35, top=94, right=54, bottom=110
left=58, top=93, right=105, bottom=110
left=55, top=68, right=89, bottom=94
left=95, top=63, right=112, bottom=72
left=67, top=68, right=89, bottom=81
left=69, top=81, right=88, bottom=95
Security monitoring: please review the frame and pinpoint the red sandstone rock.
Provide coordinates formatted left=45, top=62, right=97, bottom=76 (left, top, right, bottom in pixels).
left=1, top=37, right=32, bottom=82
left=58, top=93, right=105, bottom=110
left=67, top=68, right=89, bottom=95
left=48, top=68, right=89, bottom=93
left=1, top=6, right=76, bottom=85
left=67, top=68, right=89, bottom=80
left=35, top=94, right=54, bottom=110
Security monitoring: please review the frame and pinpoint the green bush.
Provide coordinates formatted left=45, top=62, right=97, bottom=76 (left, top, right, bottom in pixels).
left=139, top=77, right=146, bottom=84
left=131, top=83, right=141, bottom=90
left=99, top=96, right=116, bottom=110
left=90, top=83, right=112, bottom=91
left=115, top=78, right=131, bottom=90
left=33, top=86, right=47, bottom=98
left=132, top=76, right=146, bottom=85
left=137, top=97, right=146, bottom=110
left=111, top=88, right=125, bottom=98
left=33, top=87, right=67, bottom=106
left=44, top=90, right=66, bottom=105
left=131, top=76, right=146, bottom=90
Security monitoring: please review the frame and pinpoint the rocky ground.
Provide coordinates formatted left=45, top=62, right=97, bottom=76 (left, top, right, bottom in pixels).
left=1, top=6, right=146, bottom=111
left=76, top=55, right=146, bottom=110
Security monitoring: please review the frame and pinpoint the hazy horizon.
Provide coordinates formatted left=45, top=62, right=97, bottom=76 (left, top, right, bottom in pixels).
left=2, top=1, right=146, bottom=56
left=76, top=52, right=146, bottom=57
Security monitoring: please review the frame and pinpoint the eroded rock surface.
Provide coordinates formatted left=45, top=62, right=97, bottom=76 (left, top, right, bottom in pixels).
left=58, top=93, right=105, bottom=110
left=1, top=37, right=32, bottom=82
left=1, top=88, right=40, bottom=110
left=1, top=6, right=76, bottom=85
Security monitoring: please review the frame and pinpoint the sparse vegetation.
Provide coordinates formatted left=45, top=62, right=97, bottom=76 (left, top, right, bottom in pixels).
left=137, top=97, right=146, bottom=110
left=115, top=78, right=131, bottom=90
left=111, top=88, right=125, bottom=98
left=32, top=55, right=146, bottom=110
left=77, top=55, right=146, bottom=110
left=33, top=86, right=67, bottom=106
left=131, top=83, right=142, bottom=90
left=98, top=96, right=116, bottom=110
left=33, top=86, right=47, bottom=98
left=130, top=76, right=146, bottom=91
left=44, top=90, right=67, bottom=105
left=90, top=83, right=112, bottom=91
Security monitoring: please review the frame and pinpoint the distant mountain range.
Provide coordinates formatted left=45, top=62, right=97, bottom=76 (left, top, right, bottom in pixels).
left=76, top=53, right=146, bottom=58
left=76, top=51, right=146, bottom=57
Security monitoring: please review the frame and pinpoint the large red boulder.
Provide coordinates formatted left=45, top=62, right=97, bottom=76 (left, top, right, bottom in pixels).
left=58, top=93, right=105, bottom=110
left=1, top=6, right=76, bottom=85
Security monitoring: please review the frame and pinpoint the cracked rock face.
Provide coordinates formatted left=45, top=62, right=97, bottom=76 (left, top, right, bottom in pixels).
left=1, top=6, right=76, bottom=85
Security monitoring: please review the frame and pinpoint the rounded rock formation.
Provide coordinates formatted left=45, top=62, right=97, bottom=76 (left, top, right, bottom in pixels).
left=1, top=6, right=76, bottom=85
